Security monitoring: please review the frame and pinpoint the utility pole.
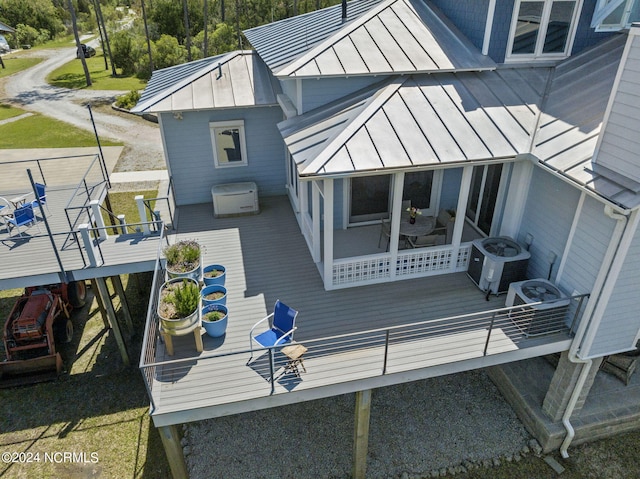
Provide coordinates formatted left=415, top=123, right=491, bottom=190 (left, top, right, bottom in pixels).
left=183, top=0, right=192, bottom=62
left=141, top=0, right=154, bottom=71
left=68, top=0, right=92, bottom=86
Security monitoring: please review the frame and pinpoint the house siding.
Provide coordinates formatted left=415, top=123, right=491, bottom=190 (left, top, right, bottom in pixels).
left=430, top=0, right=489, bottom=52
left=518, top=167, right=580, bottom=282
left=161, top=106, right=286, bottom=206
left=585, top=218, right=640, bottom=357
left=435, top=0, right=613, bottom=64
left=595, top=34, right=640, bottom=183
left=301, top=76, right=386, bottom=113
left=558, top=194, right=616, bottom=298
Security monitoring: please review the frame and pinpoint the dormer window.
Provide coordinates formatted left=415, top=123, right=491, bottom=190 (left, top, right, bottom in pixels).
left=592, top=0, right=640, bottom=31
left=506, top=0, right=583, bottom=61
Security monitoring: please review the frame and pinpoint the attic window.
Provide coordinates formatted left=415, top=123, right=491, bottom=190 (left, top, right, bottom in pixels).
left=506, top=0, right=581, bottom=61
left=592, top=0, right=640, bottom=31
left=210, top=120, right=248, bottom=168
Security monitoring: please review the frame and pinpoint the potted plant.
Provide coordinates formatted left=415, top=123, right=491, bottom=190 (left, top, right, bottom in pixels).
left=201, top=304, right=228, bottom=338
left=202, top=264, right=226, bottom=286
left=201, top=284, right=227, bottom=306
left=164, top=240, right=201, bottom=281
left=157, top=278, right=201, bottom=335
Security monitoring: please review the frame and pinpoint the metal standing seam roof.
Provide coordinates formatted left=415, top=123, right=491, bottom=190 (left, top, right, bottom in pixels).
left=279, top=67, right=548, bottom=176
left=530, top=34, right=640, bottom=208
left=244, top=0, right=383, bottom=74
left=245, top=0, right=495, bottom=78
left=132, top=51, right=282, bottom=113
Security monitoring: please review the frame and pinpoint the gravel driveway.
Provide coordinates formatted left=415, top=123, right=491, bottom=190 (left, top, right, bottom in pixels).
left=1, top=44, right=164, bottom=172
left=184, top=370, right=535, bottom=479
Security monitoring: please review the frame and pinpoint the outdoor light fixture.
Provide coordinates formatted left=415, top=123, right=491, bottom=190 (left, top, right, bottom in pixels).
left=173, top=112, right=183, bottom=120
left=525, top=233, right=534, bottom=250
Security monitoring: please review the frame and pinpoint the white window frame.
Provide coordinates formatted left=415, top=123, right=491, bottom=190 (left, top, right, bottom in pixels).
left=505, top=0, right=583, bottom=62
left=592, top=0, right=638, bottom=31
left=209, top=120, right=248, bottom=168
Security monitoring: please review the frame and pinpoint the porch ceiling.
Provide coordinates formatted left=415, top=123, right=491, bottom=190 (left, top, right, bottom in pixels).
left=279, top=68, right=548, bottom=177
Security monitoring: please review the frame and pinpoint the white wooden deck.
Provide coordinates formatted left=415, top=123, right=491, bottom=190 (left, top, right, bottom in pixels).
left=0, top=184, right=162, bottom=290
left=143, top=197, right=577, bottom=427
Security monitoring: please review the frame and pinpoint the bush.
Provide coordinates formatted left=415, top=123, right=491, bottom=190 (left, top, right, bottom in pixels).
left=13, top=24, right=49, bottom=48
left=115, top=90, right=141, bottom=110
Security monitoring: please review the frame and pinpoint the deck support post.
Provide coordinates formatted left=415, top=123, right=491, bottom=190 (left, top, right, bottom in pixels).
left=90, top=200, right=108, bottom=241
left=90, top=278, right=110, bottom=329
left=94, top=276, right=130, bottom=366
left=158, top=424, right=189, bottom=479
left=352, top=389, right=372, bottom=479
left=110, top=275, right=134, bottom=335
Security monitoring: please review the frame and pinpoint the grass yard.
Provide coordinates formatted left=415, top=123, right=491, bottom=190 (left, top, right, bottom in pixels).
left=0, top=56, right=42, bottom=79
left=0, top=273, right=171, bottom=478
left=47, top=50, right=146, bottom=91
left=0, top=110, right=123, bottom=148
left=102, top=190, right=158, bottom=228
left=0, top=103, right=24, bottom=121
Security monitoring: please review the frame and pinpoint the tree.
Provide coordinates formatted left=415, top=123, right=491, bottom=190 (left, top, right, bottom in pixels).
left=0, top=0, right=65, bottom=40
left=67, top=0, right=91, bottom=87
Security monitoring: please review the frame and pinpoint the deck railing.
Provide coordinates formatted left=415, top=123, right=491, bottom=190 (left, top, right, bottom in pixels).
left=64, top=155, right=109, bottom=234
left=139, top=289, right=588, bottom=409
left=332, top=244, right=472, bottom=287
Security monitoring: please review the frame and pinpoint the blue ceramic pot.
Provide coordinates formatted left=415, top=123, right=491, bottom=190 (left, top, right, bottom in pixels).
left=201, top=304, right=228, bottom=338
left=202, top=264, right=226, bottom=286
left=201, top=284, right=227, bottom=306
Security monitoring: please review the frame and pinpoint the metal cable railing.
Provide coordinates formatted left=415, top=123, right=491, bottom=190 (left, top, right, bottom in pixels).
left=139, top=292, right=589, bottom=407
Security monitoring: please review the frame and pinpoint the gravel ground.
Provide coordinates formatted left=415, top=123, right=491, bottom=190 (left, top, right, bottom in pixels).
left=184, top=370, right=533, bottom=479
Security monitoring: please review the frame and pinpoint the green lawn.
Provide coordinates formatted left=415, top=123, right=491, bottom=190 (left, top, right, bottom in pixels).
left=0, top=110, right=122, bottom=148
left=102, top=190, right=158, bottom=228
left=47, top=49, right=146, bottom=91
left=0, top=273, right=170, bottom=479
left=0, top=103, right=24, bottom=121
left=0, top=56, right=42, bottom=79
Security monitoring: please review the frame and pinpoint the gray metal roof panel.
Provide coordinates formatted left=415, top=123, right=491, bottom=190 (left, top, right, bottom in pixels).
left=132, top=51, right=281, bottom=113
left=280, top=68, right=546, bottom=176
left=244, top=0, right=383, bottom=73
left=0, top=21, right=14, bottom=33
left=246, top=0, right=495, bottom=78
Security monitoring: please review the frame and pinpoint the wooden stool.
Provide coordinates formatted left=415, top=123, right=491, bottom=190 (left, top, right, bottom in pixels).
left=161, top=326, right=203, bottom=356
left=281, top=343, right=307, bottom=377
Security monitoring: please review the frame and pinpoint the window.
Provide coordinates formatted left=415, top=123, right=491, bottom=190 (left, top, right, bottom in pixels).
left=592, top=0, right=640, bottom=31
left=506, top=0, right=581, bottom=60
left=210, top=120, right=248, bottom=168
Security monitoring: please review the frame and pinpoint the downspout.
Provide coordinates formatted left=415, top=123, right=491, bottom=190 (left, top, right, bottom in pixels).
left=560, top=205, right=628, bottom=458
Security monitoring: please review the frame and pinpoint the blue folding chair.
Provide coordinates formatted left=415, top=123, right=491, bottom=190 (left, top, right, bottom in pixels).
left=30, top=183, right=50, bottom=215
left=249, top=300, right=298, bottom=368
left=7, top=204, right=41, bottom=237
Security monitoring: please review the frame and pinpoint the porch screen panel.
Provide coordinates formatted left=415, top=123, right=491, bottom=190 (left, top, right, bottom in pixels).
left=350, top=175, right=390, bottom=222
left=477, top=164, right=503, bottom=234
left=403, top=171, right=434, bottom=210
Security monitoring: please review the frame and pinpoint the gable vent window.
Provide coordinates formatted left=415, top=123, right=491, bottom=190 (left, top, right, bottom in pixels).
left=506, top=0, right=582, bottom=61
left=210, top=120, right=248, bottom=168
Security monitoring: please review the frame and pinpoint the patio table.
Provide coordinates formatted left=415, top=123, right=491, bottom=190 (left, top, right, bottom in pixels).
left=9, top=192, right=32, bottom=208
left=399, top=212, right=435, bottom=237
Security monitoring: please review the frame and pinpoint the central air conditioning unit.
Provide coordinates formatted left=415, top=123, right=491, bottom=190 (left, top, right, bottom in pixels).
left=506, top=278, right=570, bottom=337
left=467, top=236, right=530, bottom=296
left=211, top=182, right=259, bottom=218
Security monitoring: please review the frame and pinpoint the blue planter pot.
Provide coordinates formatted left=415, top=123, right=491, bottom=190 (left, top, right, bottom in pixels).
left=201, top=284, right=227, bottom=306
left=202, top=264, right=226, bottom=286
left=201, top=304, right=228, bottom=338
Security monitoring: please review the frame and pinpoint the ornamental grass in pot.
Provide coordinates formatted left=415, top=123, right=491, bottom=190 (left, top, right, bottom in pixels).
left=158, top=278, right=201, bottom=335
left=164, top=240, right=201, bottom=281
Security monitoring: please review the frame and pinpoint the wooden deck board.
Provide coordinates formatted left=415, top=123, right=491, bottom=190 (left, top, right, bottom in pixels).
left=145, top=197, right=574, bottom=426
left=0, top=184, right=163, bottom=290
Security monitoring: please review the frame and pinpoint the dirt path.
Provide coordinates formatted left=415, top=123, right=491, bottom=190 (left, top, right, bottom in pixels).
left=1, top=46, right=165, bottom=172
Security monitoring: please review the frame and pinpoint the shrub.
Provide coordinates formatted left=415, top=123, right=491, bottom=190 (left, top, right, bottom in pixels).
left=115, top=90, right=141, bottom=110
left=164, top=240, right=201, bottom=273
left=169, top=280, right=199, bottom=317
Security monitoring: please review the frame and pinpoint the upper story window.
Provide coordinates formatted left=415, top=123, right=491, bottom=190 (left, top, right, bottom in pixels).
left=210, top=120, right=248, bottom=168
left=506, top=0, right=582, bottom=61
left=592, top=0, right=640, bottom=31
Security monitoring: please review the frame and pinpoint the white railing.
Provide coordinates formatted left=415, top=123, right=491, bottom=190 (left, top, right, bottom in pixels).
left=332, top=244, right=472, bottom=287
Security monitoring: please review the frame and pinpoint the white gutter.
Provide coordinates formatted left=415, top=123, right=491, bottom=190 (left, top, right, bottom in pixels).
left=560, top=205, right=628, bottom=458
